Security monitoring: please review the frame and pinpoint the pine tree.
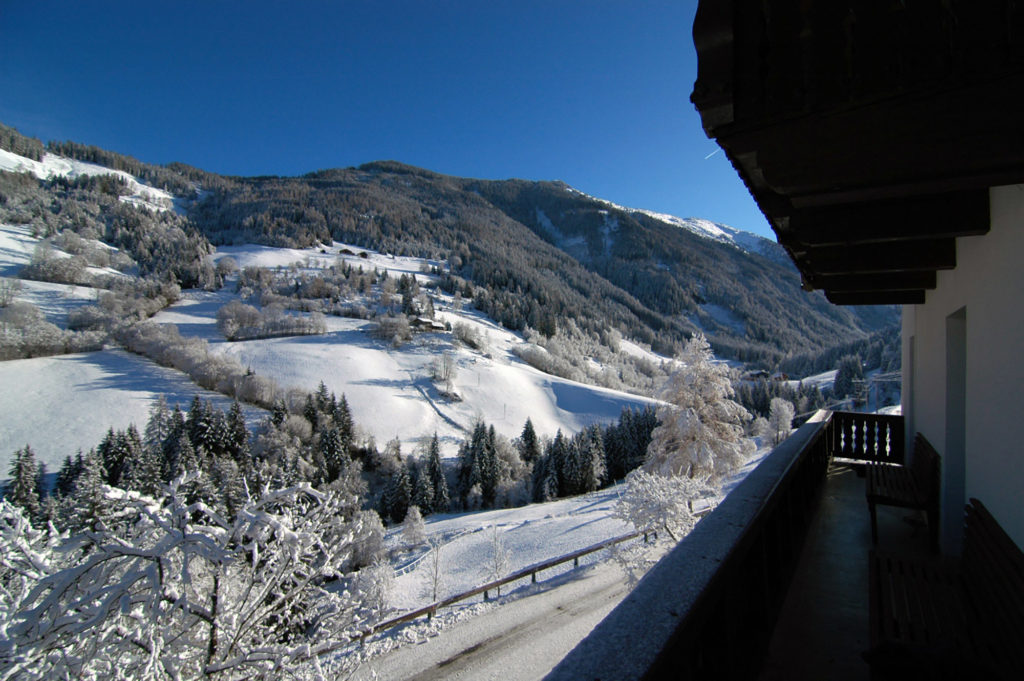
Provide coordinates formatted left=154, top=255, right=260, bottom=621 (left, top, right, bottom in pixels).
left=319, top=425, right=349, bottom=482
left=382, top=462, right=412, bottom=525
left=143, top=395, right=171, bottom=457
left=577, top=425, right=606, bottom=493
left=226, top=400, right=250, bottom=466
left=334, top=394, right=354, bottom=452
left=97, top=428, right=122, bottom=487
left=426, top=433, right=449, bottom=512
left=412, top=461, right=435, bottom=515
left=480, top=426, right=498, bottom=508
left=54, top=454, right=81, bottom=497
left=68, top=448, right=113, bottom=533
left=6, top=445, right=42, bottom=522
left=303, top=394, right=319, bottom=431
left=548, top=430, right=569, bottom=497
left=124, top=432, right=164, bottom=497
left=518, top=418, right=540, bottom=464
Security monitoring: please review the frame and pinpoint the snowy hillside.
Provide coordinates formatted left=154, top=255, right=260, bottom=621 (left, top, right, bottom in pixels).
left=0, top=147, right=178, bottom=213
left=159, top=241, right=659, bottom=458
left=1, top=222, right=657, bottom=473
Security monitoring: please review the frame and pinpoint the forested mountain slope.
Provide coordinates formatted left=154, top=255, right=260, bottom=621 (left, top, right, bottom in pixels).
left=189, top=161, right=896, bottom=364
left=2, top=123, right=896, bottom=366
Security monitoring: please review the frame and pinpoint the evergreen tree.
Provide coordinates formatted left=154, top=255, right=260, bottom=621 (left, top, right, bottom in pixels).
left=456, top=425, right=483, bottom=507
left=518, top=418, right=540, bottom=464
left=6, top=445, right=42, bottom=522
left=412, top=461, right=435, bottom=515
left=97, top=427, right=124, bottom=487
left=318, top=425, right=349, bottom=482
left=426, top=433, right=449, bottom=512
left=163, top=406, right=188, bottom=482
left=143, top=395, right=172, bottom=455
left=833, top=354, right=864, bottom=400
left=548, top=430, right=569, bottom=497
left=480, top=425, right=498, bottom=507
left=226, top=400, right=250, bottom=466
left=334, top=394, right=354, bottom=452
left=124, top=433, right=164, bottom=497
left=303, top=394, right=319, bottom=431
left=531, top=454, right=559, bottom=502
left=54, top=453, right=81, bottom=498
left=576, top=425, right=606, bottom=493
left=382, top=461, right=412, bottom=525
left=67, top=448, right=113, bottom=533
left=34, top=461, right=48, bottom=507
left=271, top=399, right=287, bottom=427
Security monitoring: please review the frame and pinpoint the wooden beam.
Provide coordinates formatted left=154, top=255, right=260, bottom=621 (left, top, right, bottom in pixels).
left=784, top=190, right=990, bottom=248
left=826, top=290, right=926, bottom=306
left=794, top=239, right=956, bottom=275
left=717, top=71, right=1024, bottom=199
left=807, top=271, right=937, bottom=292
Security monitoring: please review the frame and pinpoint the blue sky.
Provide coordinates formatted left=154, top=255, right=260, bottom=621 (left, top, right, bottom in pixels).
left=0, top=0, right=772, bottom=238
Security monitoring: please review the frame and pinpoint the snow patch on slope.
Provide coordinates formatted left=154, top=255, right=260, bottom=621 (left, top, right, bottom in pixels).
left=0, top=147, right=176, bottom=213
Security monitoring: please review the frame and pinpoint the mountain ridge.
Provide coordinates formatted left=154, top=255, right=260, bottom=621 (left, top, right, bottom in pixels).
left=1, top=123, right=898, bottom=367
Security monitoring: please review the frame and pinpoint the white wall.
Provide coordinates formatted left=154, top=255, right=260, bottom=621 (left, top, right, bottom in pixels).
left=902, top=184, right=1024, bottom=550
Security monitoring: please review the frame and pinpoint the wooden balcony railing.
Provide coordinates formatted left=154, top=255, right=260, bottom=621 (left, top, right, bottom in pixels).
left=829, top=410, right=905, bottom=464
left=546, top=410, right=903, bottom=681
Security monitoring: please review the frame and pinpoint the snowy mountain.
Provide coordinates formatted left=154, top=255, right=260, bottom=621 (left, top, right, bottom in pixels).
left=564, top=185, right=789, bottom=264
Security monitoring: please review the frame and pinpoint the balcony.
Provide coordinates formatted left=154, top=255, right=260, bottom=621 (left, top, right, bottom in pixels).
left=547, top=410, right=931, bottom=681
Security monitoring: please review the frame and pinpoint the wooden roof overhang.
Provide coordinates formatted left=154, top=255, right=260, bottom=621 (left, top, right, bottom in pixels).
left=691, top=2, right=1024, bottom=305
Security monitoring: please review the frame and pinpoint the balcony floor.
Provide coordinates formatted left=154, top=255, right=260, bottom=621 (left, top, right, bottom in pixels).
left=758, top=463, right=933, bottom=681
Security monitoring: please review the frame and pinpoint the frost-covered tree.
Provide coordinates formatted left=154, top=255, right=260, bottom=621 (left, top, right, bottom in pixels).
left=0, top=480, right=375, bottom=681
left=421, top=537, right=448, bottom=603
left=768, top=397, right=796, bottom=446
left=611, top=468, right=714, bottom=584
left=487, top=524, right=511, bottom=596
left=401, top=504, right=427, bottom=549
left=645, top=333, right=754, bottom=486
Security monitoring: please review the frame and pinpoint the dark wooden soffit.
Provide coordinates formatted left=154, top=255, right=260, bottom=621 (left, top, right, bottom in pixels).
left=691, top=1, right=1024, bottom=305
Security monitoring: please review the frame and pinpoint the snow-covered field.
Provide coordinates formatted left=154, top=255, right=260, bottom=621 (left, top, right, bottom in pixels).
left=384, top=485, right=633, bottom=612
left=156, top=241, right=658, bottom=458
left=0, top=349, right=267, bottom=473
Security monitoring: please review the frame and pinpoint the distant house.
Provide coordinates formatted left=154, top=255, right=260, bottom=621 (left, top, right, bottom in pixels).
left=410, top=317, right=447, bottom=332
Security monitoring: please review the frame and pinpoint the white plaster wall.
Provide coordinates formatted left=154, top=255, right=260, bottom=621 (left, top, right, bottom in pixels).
left=902, top=184, right=1024, bottom=549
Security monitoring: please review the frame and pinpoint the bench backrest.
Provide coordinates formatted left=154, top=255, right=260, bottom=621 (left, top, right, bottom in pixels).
left=909, top=433, right=941, bottom=507
left=961, top=498, right=1024, bottom=672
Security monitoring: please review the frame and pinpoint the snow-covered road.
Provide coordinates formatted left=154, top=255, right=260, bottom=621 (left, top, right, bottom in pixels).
left=355, top=563, right=629, bottom=681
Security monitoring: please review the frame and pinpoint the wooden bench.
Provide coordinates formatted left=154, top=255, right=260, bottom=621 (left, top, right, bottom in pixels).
left=866, top=433, right=940, bottom=551
left=867, top=498, right=1024, bottom=680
